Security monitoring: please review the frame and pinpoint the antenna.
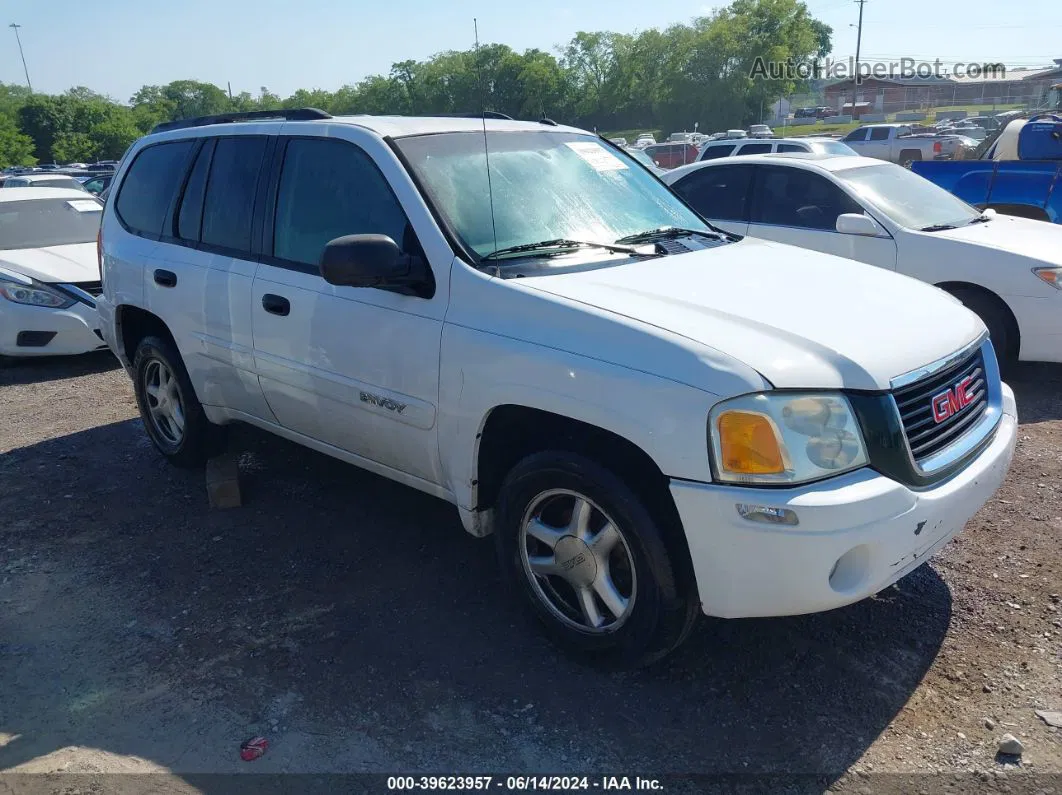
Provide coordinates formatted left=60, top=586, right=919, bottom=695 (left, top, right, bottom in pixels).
left=474, top=18, right=500, bottom=266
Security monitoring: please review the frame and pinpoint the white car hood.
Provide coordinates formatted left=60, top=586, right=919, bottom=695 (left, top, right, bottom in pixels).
left=930, top=214, right=1062, bottom=268
left=519, top=237, right=985, bottom=391
left=0, top=242, right=100, bottom=284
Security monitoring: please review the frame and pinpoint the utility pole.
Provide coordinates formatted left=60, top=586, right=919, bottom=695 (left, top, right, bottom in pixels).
left=9, top=24, right=32, bottom=93
left=853, top=0, right=866, bottom=87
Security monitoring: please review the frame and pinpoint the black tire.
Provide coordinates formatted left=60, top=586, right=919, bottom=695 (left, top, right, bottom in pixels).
left=131, top=335, right=226, bottom=468
left=495, top=451, right=699, bottom=668
left=946, top=287, right=1017, bottom=371
left=898, top=150, right=922, bottom=168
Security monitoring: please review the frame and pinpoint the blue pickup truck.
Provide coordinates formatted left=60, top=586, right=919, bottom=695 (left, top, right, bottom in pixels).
left=912, top=158, right=1061, bottom=223
left=913, top=108, right=1062, bottom=224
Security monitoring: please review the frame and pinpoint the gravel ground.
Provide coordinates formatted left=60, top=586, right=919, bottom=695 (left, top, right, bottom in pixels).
left=0, top=352, right=1059, bottom=794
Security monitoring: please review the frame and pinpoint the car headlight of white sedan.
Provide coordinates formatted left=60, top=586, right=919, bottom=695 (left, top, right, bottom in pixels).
left=709, top=392, right=869, bottom=485
left=0, top=278, right=75, bottom=308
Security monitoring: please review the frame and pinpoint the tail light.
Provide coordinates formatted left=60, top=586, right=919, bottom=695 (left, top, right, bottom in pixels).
left=933, top=141, right=942, bottom=154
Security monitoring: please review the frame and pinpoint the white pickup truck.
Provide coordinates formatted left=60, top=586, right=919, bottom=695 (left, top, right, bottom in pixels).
left=842, top=123, right=969, bottom=166
left=97, top=110, right=1017, bottom=666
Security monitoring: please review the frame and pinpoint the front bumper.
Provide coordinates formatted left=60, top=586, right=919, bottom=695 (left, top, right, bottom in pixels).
left=0, top=299, right=107, bottom=357
left=1011, top=294, right=1062, bottom=364
left=671, top=384, right=1018, bottom=619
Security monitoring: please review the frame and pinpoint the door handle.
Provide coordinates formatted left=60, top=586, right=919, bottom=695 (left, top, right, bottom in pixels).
left=153, top=269, right=177, bottom=288
left=261, top=294, right=290, bottom=317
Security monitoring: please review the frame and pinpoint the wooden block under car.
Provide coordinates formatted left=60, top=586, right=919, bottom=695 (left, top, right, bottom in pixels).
left=205, top=452, right=242, bottom=509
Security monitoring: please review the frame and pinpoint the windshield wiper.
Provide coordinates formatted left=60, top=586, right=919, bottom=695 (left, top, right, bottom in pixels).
left=481, top=238, right=652, bottom=262
left=614, top=227, right=728, bottom=245
left=966, top=215, right=992, bottom=225
left=919, top=223, right=959, bottom=232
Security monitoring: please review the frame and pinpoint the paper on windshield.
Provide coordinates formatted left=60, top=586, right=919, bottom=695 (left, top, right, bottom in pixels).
left=565, top=141, right=628, bottom=172
left=67, top=200, right=102, bottom=213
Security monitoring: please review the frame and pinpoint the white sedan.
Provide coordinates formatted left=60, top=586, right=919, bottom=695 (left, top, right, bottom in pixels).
left=663, top=153, right=1062, bottom=366
left=0, top=188, right=108, bottom=360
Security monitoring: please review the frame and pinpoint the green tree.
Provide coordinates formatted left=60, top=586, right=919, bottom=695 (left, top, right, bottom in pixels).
left=52, top=131, right=98, bottom=163
left=0, top=114, right=35, bottom=166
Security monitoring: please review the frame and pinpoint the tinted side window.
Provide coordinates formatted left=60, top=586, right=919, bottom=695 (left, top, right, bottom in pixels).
left=751, top=166, right=862, bottom=230
left=776, top=143, right=806, bottom=153
left=672, top=165, right=753, bottom=222
left=736, top=143, right=772, bottom=155
left=869, top=127, right=892, bottom=141
left=699, top=145, right=735, bottom=161
left=115, top=141, right=194, bottom=237
left=200, top=137, right=267, bottom=253
left=176, top=140, right=214, bottom=242
left=272, top=138, right=411, bottom=267
left=843, top=128, right=869, bottom=142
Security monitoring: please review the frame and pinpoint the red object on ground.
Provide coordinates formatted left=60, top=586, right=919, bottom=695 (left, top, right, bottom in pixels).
left=240, top=736, right=269, bottom=761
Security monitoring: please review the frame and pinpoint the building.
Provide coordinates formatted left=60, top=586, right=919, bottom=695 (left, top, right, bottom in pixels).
left=823, top=60, right=1062, bottom=115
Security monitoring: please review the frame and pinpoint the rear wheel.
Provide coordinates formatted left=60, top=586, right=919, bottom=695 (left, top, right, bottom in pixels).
left=132, top=335, right=226, bottom=467
left=496, top=451, right=699, bottom=668
left=898, top=150, right=922, bottom=168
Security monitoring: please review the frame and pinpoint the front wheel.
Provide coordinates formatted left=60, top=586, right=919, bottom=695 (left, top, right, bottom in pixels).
left=495, top=451, right=698, bottom=668
left=132, top=335, right=226, bottom=468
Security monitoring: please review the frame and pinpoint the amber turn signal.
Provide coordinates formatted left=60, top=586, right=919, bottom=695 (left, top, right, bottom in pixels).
left=716, top=410, right=785, bottom=475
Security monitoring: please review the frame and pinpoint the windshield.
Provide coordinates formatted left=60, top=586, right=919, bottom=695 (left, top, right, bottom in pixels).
left=396, top=131, right=708, bottom=259
left=835, top=163, right=979, bottom=230
left=0, top=197, right=103, bottom=249
left=809, top=141, right=857, bottom=155
left=625, top=148, right=656, bottom=169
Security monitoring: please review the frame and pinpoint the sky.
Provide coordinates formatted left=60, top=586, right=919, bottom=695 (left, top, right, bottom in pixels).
left=2, top=0, right=1059, bottom=102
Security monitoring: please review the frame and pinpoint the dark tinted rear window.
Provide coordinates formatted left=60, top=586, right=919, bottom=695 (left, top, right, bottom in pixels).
left=776, top=143, right=807, bottom=153
left=700, top=144, right=735, bottom=160
left=115, top=141, right=194, bottom=236
left=176, top=140, right=214, bottom=242
left=736, top=143, right=772, bottom=155
left=200, top=137, right=266, bottom=253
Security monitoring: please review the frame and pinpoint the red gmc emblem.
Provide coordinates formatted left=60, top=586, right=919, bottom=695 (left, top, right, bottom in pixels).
left=931, top=375, right=977, bottom=423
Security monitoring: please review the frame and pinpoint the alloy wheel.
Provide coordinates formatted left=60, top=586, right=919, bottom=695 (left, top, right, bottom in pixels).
left=519, top=489, right=637, bottom=633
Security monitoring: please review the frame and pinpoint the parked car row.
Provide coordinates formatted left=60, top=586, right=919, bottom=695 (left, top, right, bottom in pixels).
left=13, top=107, right=1060, bottom=668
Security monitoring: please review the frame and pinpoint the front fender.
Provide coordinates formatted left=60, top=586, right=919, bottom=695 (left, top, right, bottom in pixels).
left=437, top=323, right=722, bottom=511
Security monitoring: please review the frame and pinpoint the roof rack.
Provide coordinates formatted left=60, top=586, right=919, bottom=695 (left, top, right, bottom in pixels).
left=431, top=111, right=514, bottom=121
left=150, top=108, right=332, bottom=135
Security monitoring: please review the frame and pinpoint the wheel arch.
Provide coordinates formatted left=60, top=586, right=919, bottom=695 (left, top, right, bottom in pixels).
left=982, top=203, right=1051, bottom=223
left=115, top=304, right=177, bottom=368
left=471, top=404, right=696, bottom=592
left=935, top=281, right=1021, bottom=359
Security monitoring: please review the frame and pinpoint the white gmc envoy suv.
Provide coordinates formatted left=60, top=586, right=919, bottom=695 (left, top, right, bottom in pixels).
left=97, top=109, right=1018, bottom=666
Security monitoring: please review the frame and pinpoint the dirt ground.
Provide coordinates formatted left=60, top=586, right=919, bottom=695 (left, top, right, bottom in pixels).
left=0, top=352, right=1059, bottom=794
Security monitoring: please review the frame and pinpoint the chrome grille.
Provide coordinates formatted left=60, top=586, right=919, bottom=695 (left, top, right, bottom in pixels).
left=894, top=347, right=988, bottom=462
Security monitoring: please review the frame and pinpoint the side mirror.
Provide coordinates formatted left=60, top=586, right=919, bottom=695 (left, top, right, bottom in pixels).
left=320, top=234, right=412, bottom=288
left=835, top=213, right=882, bottom=237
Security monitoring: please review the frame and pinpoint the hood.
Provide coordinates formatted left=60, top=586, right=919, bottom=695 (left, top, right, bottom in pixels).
left=929, top=214, right=1062, bottom=268
left=518, top=237, right=985, bottom=391
left=0, top=242, right=100, bottom=284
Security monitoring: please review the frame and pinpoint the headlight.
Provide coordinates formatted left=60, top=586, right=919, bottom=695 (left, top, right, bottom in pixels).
left=1033, top=267, right=1061, bottom=290
left=0, top=279, right=74, bottom=308
left=709, top=392, right=869, bottom=485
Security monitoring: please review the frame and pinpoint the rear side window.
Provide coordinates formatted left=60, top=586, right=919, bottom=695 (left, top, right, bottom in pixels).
left=114, top=140, right=194, bottom=237
left=869, top=127, right=892, bottom=141
left=671, top=165, right=753, bottom=222
left=272, top=137, right=411, bottom=267
left=735, top=143, right=772, bottom=155
left=200, top=137, right=267, bottom=253
left=776, top=143, right=807, bottom=153
left=176, top=140, right=214, bottom=242
left=699, top=144, right=735, bottom=161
